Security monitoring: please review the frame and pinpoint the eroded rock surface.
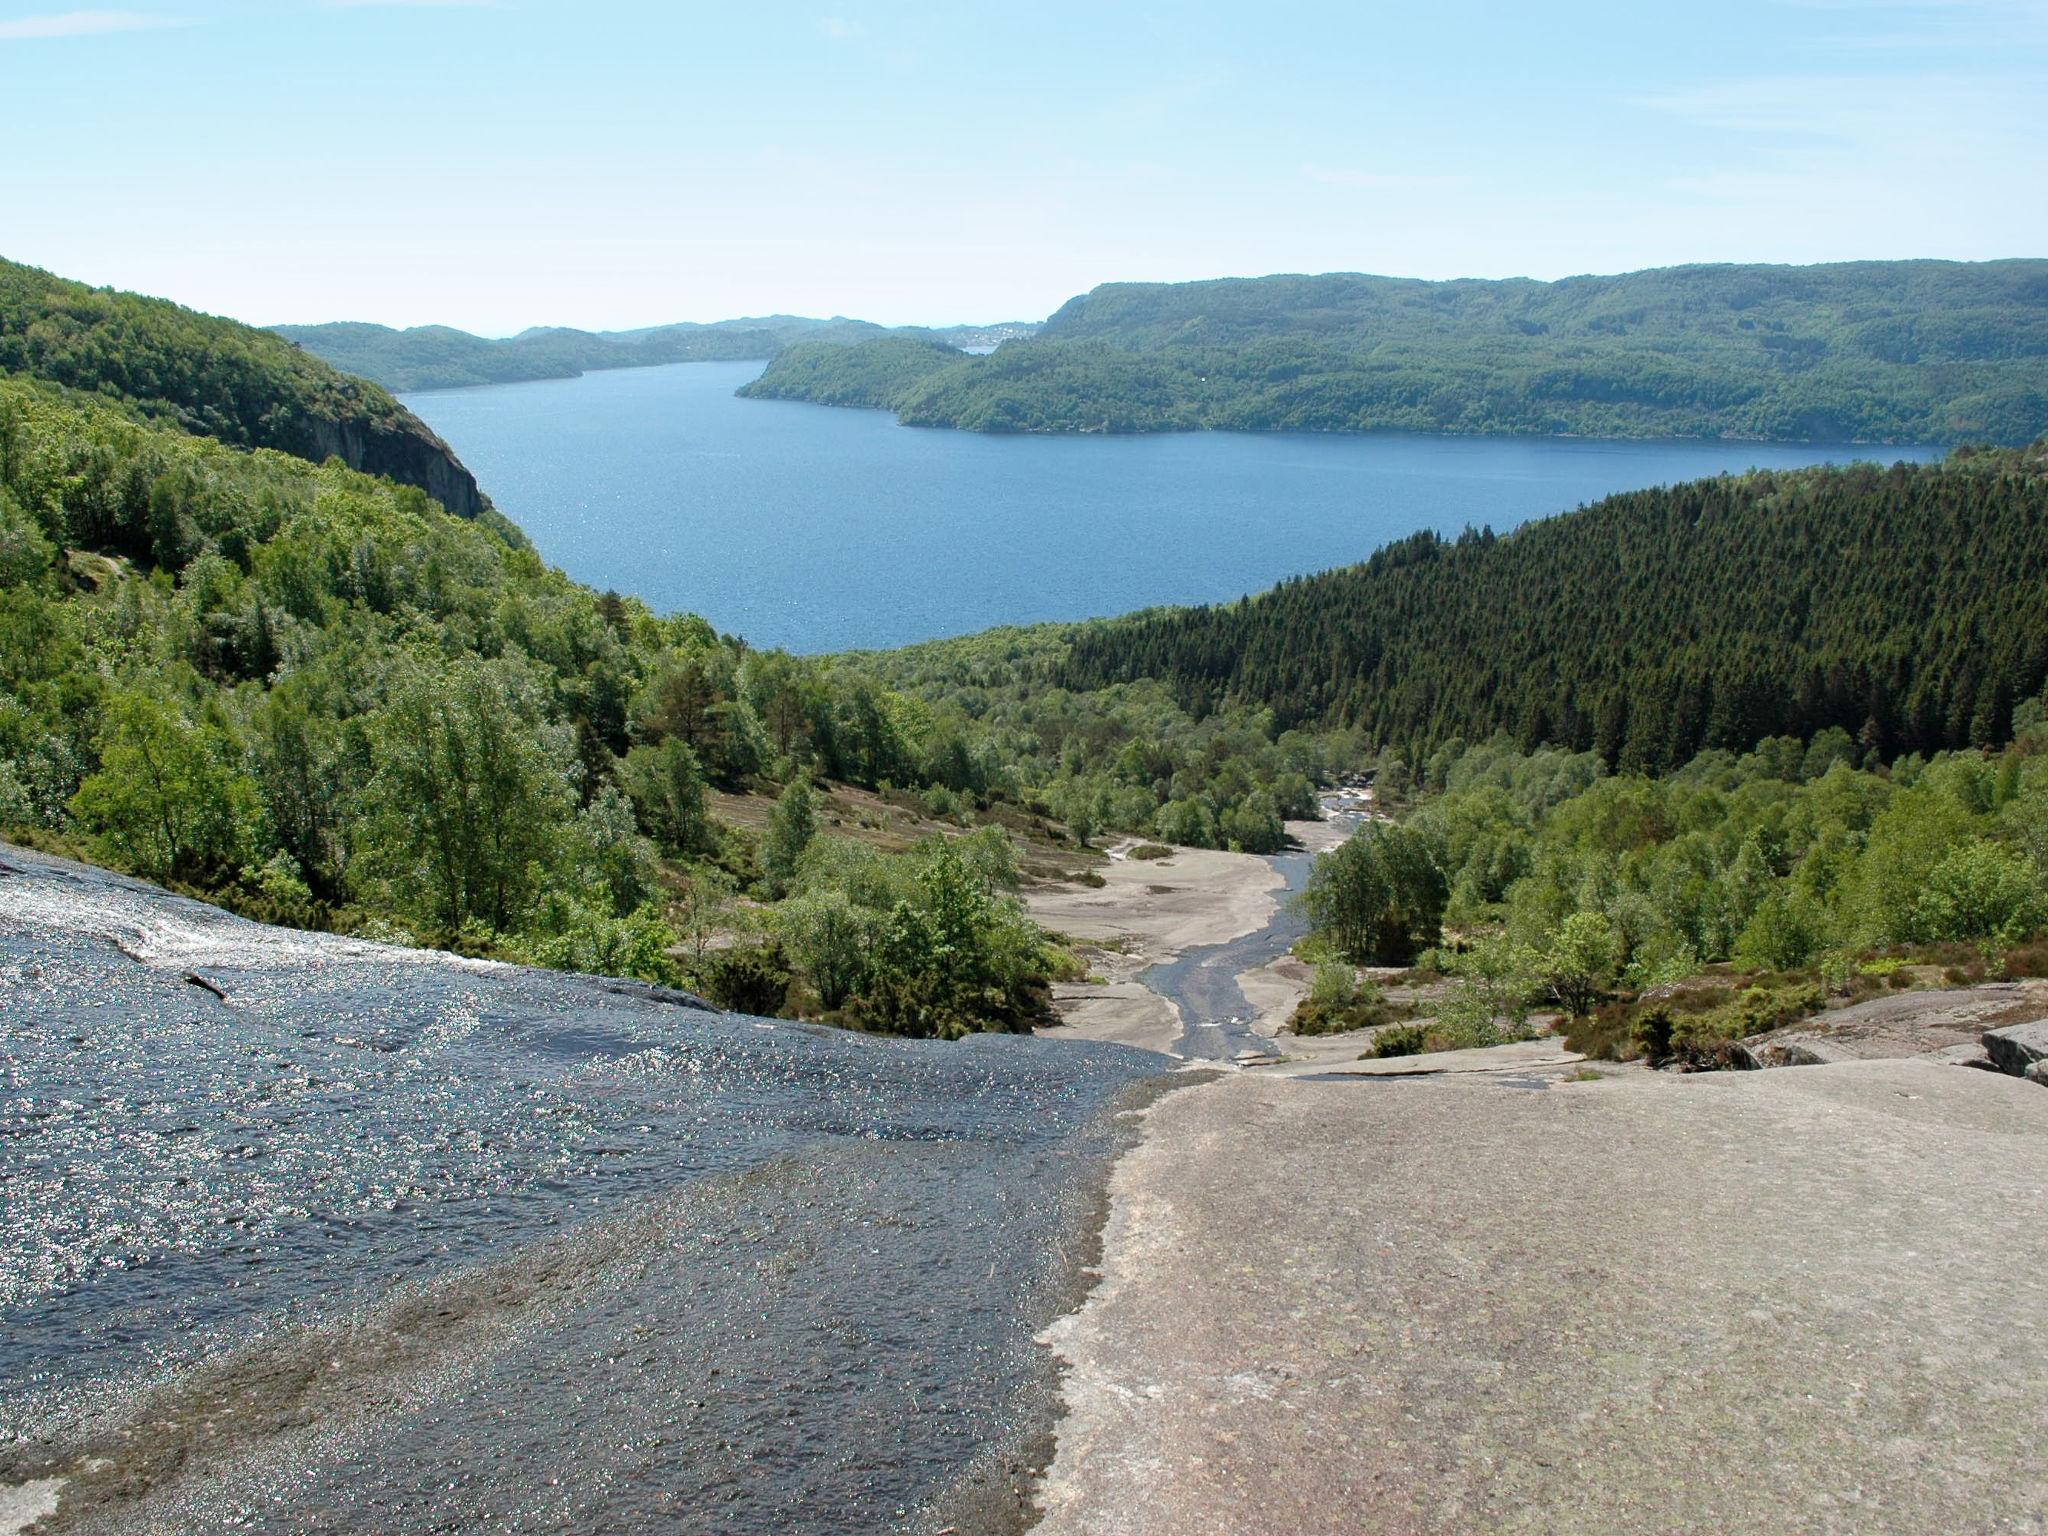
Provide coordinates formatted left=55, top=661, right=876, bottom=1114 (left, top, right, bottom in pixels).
left=1035, top=1064, right=2048, bottom=1536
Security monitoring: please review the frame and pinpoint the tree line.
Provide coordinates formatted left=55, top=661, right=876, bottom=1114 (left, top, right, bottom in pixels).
left=1061, top=445, right=2048, bottom=770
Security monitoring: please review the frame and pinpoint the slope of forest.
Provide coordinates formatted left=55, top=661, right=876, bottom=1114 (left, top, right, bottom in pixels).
left=742, top=260, right=2048, bottom=445
left=0, top=258, right=485, bottom=516
left=1059, top=445, right=2048, bottom=767
left=276, top=317, right=1036, bottom=392
left=0, top=357, right=1331, bottom=1032
left=738, top=334, right=968, bottom=409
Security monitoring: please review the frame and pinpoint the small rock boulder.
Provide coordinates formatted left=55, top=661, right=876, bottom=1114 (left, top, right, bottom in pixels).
left=1983, top=1019, right=2048, bottom=1079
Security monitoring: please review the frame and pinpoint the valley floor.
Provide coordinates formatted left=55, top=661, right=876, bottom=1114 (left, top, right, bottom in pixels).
left=1024, top=816, right=1342, bottom=1057
left=1016, top=819, right=2048, bottom=1534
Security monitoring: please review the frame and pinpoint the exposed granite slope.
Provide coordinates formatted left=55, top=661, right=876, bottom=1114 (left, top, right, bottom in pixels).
left=1034, top=1063, right=2048, bottom=1535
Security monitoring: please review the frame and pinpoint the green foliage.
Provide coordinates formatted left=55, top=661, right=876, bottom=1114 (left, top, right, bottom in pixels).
left=1671, top=983, right=1827, bottom=1067
left=521, top=897, right=680, bottom=986
left=738, top=335, right=966, bottom=410
left=846, top=838, right=1059, bottom=1038
left=1298, top=823, right=1448, bottom=964
left=1367, top=1023, right=1429, bottom=1058
left=1917, top=839, right=2041, bottom=954
left=1062, top=446, right=2048, bottom=766
left=776, top=887, right=876, bottom=1010
left=1540, top=912, right=1618, bottom=1018
left=845, top=622, right=1361, bottom=851
left=744, top=261, right=2048, bottom=445
left=1291, top=964, right=1407, bottom=1036
left=360, top=658, right=580, bottom=935
left=688, top=941, right=793, bottom=1017
left=0, top=486, right=54, bottom=586
left=620, top=737, right=714, bottom=857
left=761, top=775, right=819, bottom=894
left=1733, top=887, right=1829, bottom=972
left=1437, top=932, right=1544, bottom=1037
left=71, top=690, right=254, bottom=882
left=0, top=257, right=482, bottom=516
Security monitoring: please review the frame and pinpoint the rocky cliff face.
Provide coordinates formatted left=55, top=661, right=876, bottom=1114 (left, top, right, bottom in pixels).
left=288, top=406, right=486, bottom=519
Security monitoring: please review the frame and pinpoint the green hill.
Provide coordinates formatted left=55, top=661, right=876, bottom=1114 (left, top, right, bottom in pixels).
left=1058, top=443, right=2048, bottom=767
left=275, top=317, right=1038, bottom=393
left=742, top=261, right=2048, bottom=446
left=0, top=258, right=485, bottom=516
left=738, top=334, right=968, bottom=409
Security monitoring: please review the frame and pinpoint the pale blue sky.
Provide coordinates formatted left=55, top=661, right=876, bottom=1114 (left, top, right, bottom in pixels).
left=2, top=0, right=2043, bottom=332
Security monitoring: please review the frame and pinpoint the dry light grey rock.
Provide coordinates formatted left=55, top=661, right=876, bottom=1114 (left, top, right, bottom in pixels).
left=1034, top=1061, right=2048, bottom=1536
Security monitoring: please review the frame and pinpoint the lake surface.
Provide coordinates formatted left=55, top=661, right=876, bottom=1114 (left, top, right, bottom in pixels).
left=404, top=363, right=1940, bottom=653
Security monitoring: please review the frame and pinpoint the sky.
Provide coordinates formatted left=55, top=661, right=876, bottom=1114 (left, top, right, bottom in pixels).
left=1, top=0, right=2043, bottom=333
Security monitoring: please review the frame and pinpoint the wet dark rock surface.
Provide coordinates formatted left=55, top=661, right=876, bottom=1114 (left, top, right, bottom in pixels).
left=0, top=846, right=1163, bottom=1534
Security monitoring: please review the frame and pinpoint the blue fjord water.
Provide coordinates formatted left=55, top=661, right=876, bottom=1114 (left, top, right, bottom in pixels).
left=402, top=361, right=1941, bottom=654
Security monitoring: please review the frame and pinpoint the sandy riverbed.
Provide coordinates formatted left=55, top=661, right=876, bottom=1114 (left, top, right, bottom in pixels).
left=1025, top=841, right=1287, bottom=1056
left=1028, top=816, right=1352, bottom=1056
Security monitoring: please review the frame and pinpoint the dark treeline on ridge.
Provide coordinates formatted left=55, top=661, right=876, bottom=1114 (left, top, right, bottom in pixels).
left=742, top=260, right=2048, bottom=446
left=1061, top=445, right=2048, bottom=769
left=0, top=258, right=485, bottom=517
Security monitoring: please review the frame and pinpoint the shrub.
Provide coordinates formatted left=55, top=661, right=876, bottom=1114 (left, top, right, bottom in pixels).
left=2003, top=938, right=2048, bottom=978
left=1630, top=1005, right=1677, bottom=1064
left=1128, top=842, right=1172, bottom=861
left=687, top=942, right=793, bottom=1017
left=1664, top=982, right=1825, bottom=1069
left=1368, top=1023, right=1428, bottom=1058
left=1564, top=1001, right=1636, bottom=1061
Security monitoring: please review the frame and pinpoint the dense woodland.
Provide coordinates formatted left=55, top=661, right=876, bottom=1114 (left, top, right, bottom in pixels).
left=1297, top=730, right=2048, bottom=1065
left=0, top=258, right=482, bottom=515
left=280, top=318, right=1035, bottom=393
left=738, top=335, right=970, bottom=410
left=10, top=253, right=2048, bottom=1047
left=1061, top=447, right=2048, bottom=769
left=0, top=373, right=1121, bottom=1033
left=742, top=261, right=2048, bottom=445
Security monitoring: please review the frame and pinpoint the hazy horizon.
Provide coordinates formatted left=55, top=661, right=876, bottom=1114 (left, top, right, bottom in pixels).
left=251, top=254, right=2042, bottom=340
left=3, top=0, right=2043, bottom=335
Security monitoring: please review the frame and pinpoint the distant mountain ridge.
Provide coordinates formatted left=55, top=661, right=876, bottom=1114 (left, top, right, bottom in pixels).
left=274, top=316, right=1039, bottom=393
left=740, top=260, right=2048, bottom=446
left=0, top=257, right=485, bottom=516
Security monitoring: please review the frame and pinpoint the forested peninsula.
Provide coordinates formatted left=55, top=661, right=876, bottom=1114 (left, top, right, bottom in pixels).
left=275, top=317, right=1036, bottom=393
left=740, top=260, right=2048, bottom=446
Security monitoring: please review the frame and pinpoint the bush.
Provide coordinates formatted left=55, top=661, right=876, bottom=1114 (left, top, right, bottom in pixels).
left=1564, top=1001, right=1637, bottom=1062
left=2003, top=938, right=2048, bottom=978
left=1128, top=843, right=1172, bottom=861
left=1291, top=982, right=1405, bottom=1037
left=1660, top=982, right=1825, bottom=1069
left=1630, top=1004, right=1677, bottom=1064
left=687, top=942, right=792, bottom=1017
left=1368, top=1023, right=1428, bottom=1058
